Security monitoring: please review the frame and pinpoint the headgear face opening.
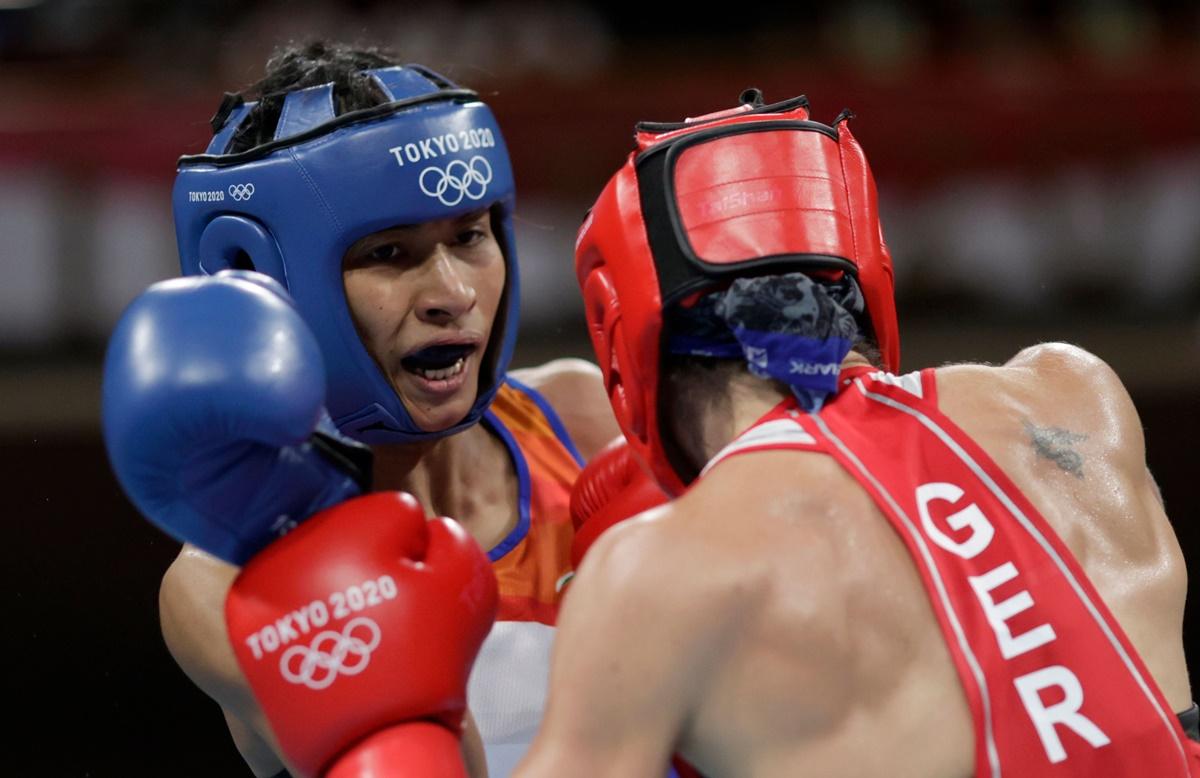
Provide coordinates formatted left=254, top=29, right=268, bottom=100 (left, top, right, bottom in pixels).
left=575, top=94, right=898, bottom=495
left=173, top=65, right=519, bottom=443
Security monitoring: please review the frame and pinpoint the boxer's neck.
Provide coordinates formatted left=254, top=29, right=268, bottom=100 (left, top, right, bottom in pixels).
left=692, top=350, right=873, bottom=468
left=368, top=422, right=518, bottom=550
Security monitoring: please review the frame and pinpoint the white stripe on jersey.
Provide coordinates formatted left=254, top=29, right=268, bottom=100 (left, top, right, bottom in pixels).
left=701, top=418, right=817, bottom=477
left=867, top=369, right=924, bottom=398
left=854, top=378, right=1189, bottom=771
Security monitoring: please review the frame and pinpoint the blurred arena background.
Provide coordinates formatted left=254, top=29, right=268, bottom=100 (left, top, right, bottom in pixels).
left=3, top=1, right=1196, bottom=774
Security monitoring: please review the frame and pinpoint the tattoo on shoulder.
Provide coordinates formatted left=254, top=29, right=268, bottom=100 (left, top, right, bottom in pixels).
left=1023, top=420, right=1087, bottom=479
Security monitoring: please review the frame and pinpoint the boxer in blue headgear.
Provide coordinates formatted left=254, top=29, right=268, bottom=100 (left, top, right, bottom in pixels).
left=143, top=42, right=623, bottom=778
left=173, top=53, right=518, bottom=442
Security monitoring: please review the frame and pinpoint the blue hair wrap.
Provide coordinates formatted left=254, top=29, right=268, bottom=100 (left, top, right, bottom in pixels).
left=666, top=273, right=864, bottom=411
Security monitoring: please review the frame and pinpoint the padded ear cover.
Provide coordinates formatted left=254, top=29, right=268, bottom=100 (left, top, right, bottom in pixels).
left=835, top=120, right=898, bottom=372
left=196, top=215, right=288, bottom=288
left=582, top=265, right=647, bottom=445
left=576, top=157, right=688, bottom=496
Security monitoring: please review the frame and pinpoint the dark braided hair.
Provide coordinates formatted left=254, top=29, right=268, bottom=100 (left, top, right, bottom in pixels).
left=228, top=41, right=398, bottom=154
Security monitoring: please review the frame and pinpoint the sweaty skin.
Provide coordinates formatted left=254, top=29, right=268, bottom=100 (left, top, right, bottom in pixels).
left=341, top=210, right=506, bottom=435
left=517, top=343, right=1190, bottom=778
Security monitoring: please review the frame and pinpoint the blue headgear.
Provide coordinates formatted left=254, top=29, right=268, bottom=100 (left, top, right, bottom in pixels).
left=173, top=65, right=519, bottom=443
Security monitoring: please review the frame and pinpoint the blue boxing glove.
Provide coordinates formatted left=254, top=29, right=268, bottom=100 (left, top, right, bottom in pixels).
left=103, top=270, right=372, bottom=564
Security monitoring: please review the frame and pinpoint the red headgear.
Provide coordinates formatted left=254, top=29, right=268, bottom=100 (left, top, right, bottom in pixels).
left=575, top=93, right=898, bottom=495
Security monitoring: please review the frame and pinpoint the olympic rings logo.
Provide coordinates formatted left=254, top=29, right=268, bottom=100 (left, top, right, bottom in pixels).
left=419, top=156, right=493, bottom=206
left=279, top=617, right=381, bottom=690
left=228, top=183, right=256, bottom=201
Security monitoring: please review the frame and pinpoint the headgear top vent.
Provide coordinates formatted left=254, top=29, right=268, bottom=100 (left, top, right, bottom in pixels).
left=173, top=65, right=519, bottom=443
left=575, top=93, right=898, bottom=495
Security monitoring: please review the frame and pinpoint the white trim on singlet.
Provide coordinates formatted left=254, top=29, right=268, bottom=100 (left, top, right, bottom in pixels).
left=809, top=410, right=1003, bottom=778
left=853, top=378, right=1191, bottom=773
left=866, top=369, right=924, bottom=398
left=699, top=418, right=817, bottom=478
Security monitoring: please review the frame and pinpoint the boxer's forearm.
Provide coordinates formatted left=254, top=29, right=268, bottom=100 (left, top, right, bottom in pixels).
left=224, top=708, right=288, bottom=777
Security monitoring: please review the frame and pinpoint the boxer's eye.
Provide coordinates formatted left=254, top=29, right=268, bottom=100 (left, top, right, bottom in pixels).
left=454, top=209, right=493, bottom=248
left=368, top=243, right=404, bottom=262
left=456, top=228, right=486, bottom=246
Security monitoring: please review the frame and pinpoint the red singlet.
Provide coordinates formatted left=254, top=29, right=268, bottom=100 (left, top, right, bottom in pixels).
left=700, top=367, right=1198, bottom=777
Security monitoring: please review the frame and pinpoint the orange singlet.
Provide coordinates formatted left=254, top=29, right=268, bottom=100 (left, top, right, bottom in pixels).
left=467, top=377, right=582, bottom=776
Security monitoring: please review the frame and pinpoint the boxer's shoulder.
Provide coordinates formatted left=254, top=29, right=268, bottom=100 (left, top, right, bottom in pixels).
left=578, top=473, right=832, bottom=629
left=576, top=488, right=765, bottom=627
left=1004, top=341, right=1122, bottom=389
left=936, top=341, right=1123, bottom=398
left=508, top=358, right=619, bottom=461
left=548, top=495, right=750, bottom=761
left=508, top=357, right=603, bottom=402
left=935, top=343, right=1141, bottom=443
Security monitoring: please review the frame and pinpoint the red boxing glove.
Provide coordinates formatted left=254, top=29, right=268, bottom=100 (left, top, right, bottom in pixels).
left=570, top=437, right=670, bottom=569
left=225, top=492, right=498, bottom=778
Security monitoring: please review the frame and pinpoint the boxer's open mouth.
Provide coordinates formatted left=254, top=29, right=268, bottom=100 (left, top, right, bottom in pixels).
left=400, top=343, right=477, bottom=381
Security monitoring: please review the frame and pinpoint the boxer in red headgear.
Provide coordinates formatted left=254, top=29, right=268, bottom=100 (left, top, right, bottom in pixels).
left=516, top=91, right=1200, bottom=777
